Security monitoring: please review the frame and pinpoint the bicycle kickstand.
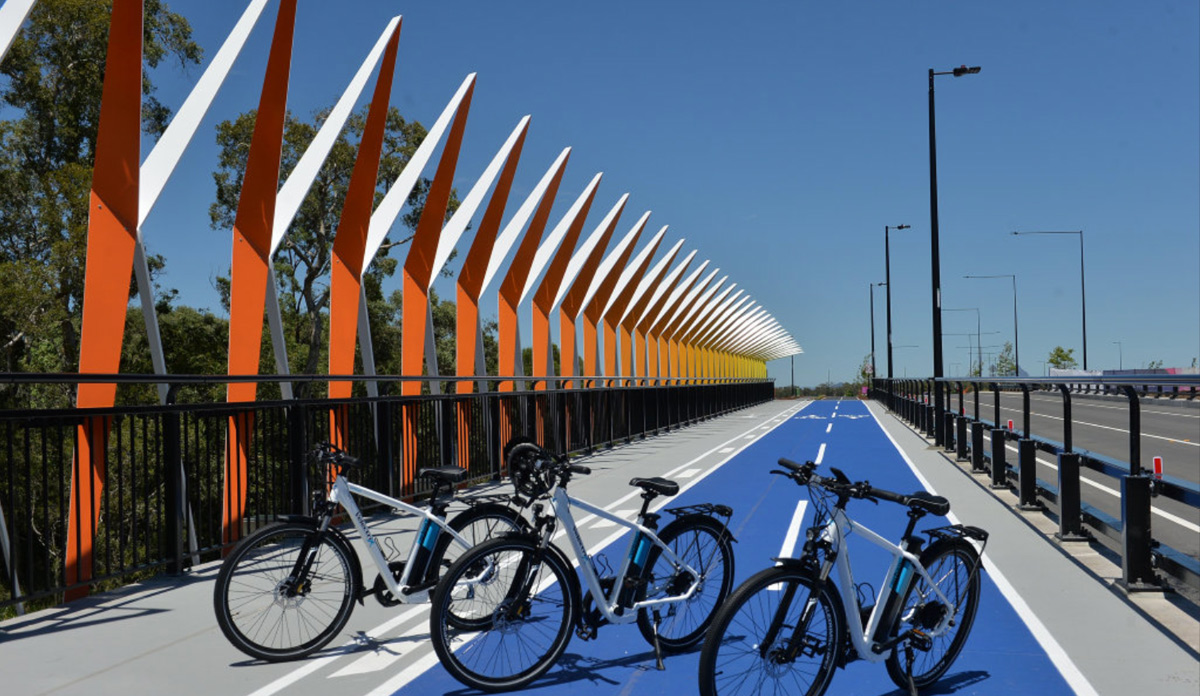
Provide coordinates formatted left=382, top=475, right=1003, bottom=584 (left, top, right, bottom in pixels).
left=904, top=642, right=919, bottom=696
left=651, top=609, right=666, bottom=671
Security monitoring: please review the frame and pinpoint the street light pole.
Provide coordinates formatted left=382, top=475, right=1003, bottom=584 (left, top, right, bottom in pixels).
left=929, top=65, right=980, bottom=445
left=870, top=282, right=886, bottom=379
left=1012, top=230, right=1087, bottom=369
left=964, top=273, right=1019, bottom=375
left=1113, top=341, right=1122, bottom=370
left=884, top=224, right=910, bottom=380
left=944, top=308, right=980, bottom=374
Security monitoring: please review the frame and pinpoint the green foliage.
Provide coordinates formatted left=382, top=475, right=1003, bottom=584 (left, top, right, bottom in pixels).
left=1146, top=359, right=1163, bottom=370
left=0, top=0, right=201, bottom=404
left=1047, top=346, right=1078, bottom=370
left=992, top=341, right=1016, bottom=376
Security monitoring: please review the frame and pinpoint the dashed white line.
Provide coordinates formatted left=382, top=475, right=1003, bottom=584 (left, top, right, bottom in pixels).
left=676, top=467, right=702, bottom=478
left=719, top=447, right=736, bottom=454
left=826, top=423, right=833, bottom=434
left=815, top=443, right=827, bottom=464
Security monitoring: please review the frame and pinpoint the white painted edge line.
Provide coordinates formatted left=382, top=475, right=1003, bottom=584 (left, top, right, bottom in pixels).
left=815, top=443, right=827, bottom=465
left=777, top=500, right=809, bottom=560
left=247, top=400, right=810, bottom=696
left=868, top=404, right=1101, bottom=696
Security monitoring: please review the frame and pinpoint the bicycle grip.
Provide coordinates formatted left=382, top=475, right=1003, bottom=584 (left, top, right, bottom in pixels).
left=569, top=464, right=591, bottom=476
left=869, top=486, right=907, bottom=505
left=777, top=458, right=805, bottom=472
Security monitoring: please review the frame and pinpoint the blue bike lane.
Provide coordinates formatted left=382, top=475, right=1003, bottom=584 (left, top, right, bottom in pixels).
left=406, top=400, right=1078, bottom=695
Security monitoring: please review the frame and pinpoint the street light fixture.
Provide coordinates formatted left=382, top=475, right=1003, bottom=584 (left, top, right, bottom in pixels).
left=870, top=281, right=886, bottom=379
left=964, top=273, right=1019, bottom=375
left=929, top=64, right=981, bottom=444
left=884, top=224, right=910, bottom=380
left=1011, top=230, right=1087, bottom=369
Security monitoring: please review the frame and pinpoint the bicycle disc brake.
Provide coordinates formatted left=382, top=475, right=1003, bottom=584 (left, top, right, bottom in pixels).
left=373, top=561, right=407, bottom=607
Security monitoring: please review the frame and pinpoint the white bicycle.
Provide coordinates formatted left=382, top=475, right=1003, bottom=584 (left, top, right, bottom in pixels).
left=698, top=458, right=988, bottom=696
left=213, top=443, right=526, bottom=661
left=428, top=439, right=737, bottom=692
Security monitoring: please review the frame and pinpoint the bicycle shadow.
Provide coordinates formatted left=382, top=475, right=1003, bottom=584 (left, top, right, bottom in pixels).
left=878, top=669, right=990, bottom=695
left=438, top=646, right=678, bottom=694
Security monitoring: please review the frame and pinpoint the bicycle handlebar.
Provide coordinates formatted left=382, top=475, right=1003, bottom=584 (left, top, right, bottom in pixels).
left=775, top=457, right=907, bottom=506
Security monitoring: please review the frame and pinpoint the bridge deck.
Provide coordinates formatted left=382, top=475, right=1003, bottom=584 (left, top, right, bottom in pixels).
left=1, top=400, right=1196, bottom=696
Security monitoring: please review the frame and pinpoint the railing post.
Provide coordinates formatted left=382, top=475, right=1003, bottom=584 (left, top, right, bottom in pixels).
left=990, top=428, right=1008, bottom=489
left=376, top=384, right=395, bottom=496
left=970, top=421, right=985, bottom=473
left=955, top=415, right=968, bottom=461
left=163, top=385, right=184, bottom=575
left=942, top=411, right=956, bottom=453
left=1018, top=439, right=1041, bottom=510
left=1056, top=453, right=1088, bottom=541
left=1120, top=474, right=1158, bottom=590
left=287, top=400, right=309, bottom=515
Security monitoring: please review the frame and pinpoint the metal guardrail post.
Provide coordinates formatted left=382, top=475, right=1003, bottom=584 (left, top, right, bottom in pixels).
left=163, top=385, right=184, bottom=575
left=1121, top=474, right=1158, bottom=590
left=991, top=428, right=1008, bottom=489
left=1018, top=439, right=1041, bottom=510
left=376, top=385, right=396, bottom=495
left=1056, top=453, right=1088, bottom=541
left=287, top=401, right=309, bottom=515
left=955, top=416, right=968, bottom=461
left=970, top=421, right=985, bottom=473
left=942, top=411, right=956, bottom=452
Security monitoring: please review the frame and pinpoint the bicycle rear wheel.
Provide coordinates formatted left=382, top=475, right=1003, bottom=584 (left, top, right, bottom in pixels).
left=698, top=566, right=841, bottom=696
left=885, top=538, right=982, bottom=691
left=636, top=514, right=735, bottom=651
left=213, top=521, right=357, bottom=661
left=432, top=502, right=527, bottom=578
left=429, top=536, right=578, bottom=692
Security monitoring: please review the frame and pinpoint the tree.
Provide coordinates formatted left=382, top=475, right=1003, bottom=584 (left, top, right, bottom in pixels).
left=208, top=105, right=459, bottom=397
left=992, top=341, right=1016, bottom=376
left=1146, top=359, right=1163, bottom=370
left=0, top=0, right=202, bottom=405
left=1047, top=346, right=1078, bottom=370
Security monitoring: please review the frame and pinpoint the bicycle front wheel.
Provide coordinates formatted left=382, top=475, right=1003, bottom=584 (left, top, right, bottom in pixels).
left=213, top=521, right=357, bottom=661
left=429, top=536, right=578, bottom=692
left=698, top=566, right=841, bottom=696
left=637, top=514, right=735, bottom=651
left=885, top=538, right=982, bottom=691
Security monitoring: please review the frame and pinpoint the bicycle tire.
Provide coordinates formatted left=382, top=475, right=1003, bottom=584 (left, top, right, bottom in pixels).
left=429, top=536, right=578, bottom=692
left=884, top=537, right=982, bottom=691
left=213, top=521, right=357, bottom=661
left=430, top=502, right=528, bottom=580
left=698, top=565, right=842, bottom=696
left=636, top=514, right=735, bottom=651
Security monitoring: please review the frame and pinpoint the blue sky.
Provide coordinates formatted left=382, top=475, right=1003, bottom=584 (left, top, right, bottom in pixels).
left=136, top=0, right=1199, bottom=387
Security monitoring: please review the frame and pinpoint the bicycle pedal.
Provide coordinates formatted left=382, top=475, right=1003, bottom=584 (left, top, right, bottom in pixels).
left=909, top=628, right=933, bottom=651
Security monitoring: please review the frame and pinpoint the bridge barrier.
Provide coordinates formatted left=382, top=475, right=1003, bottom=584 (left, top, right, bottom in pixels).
left=871, top=375, right=1200, bottom=595
left=0, top=373, right=772, bottom=615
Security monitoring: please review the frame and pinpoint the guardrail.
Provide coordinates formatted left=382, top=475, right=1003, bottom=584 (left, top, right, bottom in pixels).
left=0, top=373, right=773, bottom=615
left=872, top=375, right=1200, bottom=595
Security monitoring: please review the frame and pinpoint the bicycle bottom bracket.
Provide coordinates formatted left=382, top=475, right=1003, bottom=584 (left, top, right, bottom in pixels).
left=373, top=561, right=407, bottom=607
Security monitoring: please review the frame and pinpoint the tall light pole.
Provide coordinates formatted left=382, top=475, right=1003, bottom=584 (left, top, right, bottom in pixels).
left=964, top=273, right=1019, bottom=375
left=1113, top=341, right=1123, bottom=370
left=884, top=224, right=910, bottom=380
left=870, top=281, right=886, bottom=379
left=930, top=64, right=980, bottom=444
left=1012, top=230, right=1087, bottom=369
left=944, top=307, right=980, bottom=375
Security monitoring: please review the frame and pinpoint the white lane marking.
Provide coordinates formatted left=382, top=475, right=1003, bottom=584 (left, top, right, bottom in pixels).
left=362, top=652, right=440, bottom=696
left=1016, top=393, right=1200, bottom=420
left=1020, top=411, right=1199, bottom=447
left=591, top=508, right=639, bottom=529
left=987, top=438, right=1200, bottom=534
left=826, top=423, right=833, bottom=434
left=770, top=501, right=810, bottom=591
left=815, top=443, right=827, bottom=464
left=245, top=606, right=428, bottom=696
left=778, top=501, right=809, bottom=559
left=719, top=446, right=736, bottom=453
left=870, top=405, right=1100, bottom=696
left=330, top=615, right=430, bottom=678
left=676, top=467, right=702, bottom=478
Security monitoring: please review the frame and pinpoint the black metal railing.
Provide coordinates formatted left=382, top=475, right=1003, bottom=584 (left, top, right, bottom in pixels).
left=0, top=373, right=774, bottom=614
left=872, top=375, right=1200, bottom=594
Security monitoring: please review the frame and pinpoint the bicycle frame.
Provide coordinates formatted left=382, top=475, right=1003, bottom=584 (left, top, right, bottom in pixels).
left=811, top=506, right=960, bottom=664
left=547, top=486, right=703, bottom=625
left=324, top=476, right=478, bottom=603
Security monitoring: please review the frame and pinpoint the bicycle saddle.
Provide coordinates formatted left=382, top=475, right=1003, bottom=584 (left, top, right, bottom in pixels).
left=630, top=477, right=679, bottom=497
left=907, top=491, right=950, bottom=516
left=419, top=467, right=469, bottom=485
